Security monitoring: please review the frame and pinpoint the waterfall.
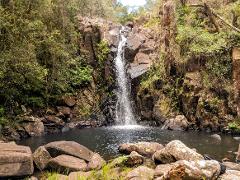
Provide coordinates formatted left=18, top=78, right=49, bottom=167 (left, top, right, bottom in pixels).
left=114, top=27, right=136, bottom=125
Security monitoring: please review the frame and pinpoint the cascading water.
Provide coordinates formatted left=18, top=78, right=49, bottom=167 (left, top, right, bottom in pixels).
left=115, top=27, right=136, bottom=125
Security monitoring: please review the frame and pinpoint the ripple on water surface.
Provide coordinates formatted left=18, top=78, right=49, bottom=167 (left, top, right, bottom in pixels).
left=18, top=126, right=239, bottom=161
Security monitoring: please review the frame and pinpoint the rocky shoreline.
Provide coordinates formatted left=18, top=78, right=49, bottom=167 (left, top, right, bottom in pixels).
left=0, top=140, right=240, bottom=179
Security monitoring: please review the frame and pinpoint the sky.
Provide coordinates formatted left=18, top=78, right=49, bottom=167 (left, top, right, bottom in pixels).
left=119, top=0, right=146, bottom=7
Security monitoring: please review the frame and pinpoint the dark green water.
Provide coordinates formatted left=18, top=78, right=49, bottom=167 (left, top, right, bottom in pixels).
left=18, top=125, right=239, bottom=161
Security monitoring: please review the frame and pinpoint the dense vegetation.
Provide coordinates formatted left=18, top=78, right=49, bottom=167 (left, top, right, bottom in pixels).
left=0, top=0, right=129, bottom=125
left=139, top=0, right=240, bottom=131
left=1, top=0, right=240, bottom=132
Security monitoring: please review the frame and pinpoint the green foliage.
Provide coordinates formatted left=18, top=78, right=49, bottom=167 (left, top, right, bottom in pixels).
left=68, top=57, right=93, bottom=87
left=177, top=25, right=228, bottom=58
left=0, top=0, right=104, bottom=112
left=141, top=57, right=166, bottom=89
left=97, top=40, right=110, bottom=67
left=228, top=121, right=240, bottom=133
left=144, top=17, right=160, bottom=28
left=0, top=106, right=7, bottom=125
left=205, top=53, right=232, bottom=79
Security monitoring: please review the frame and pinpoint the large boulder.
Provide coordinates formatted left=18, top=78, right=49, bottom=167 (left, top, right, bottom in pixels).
left=219, top=170, right=240, bottom=180
left=125, top=33, right=146, bottom=62
left=153, top=140, right=204, bottom=163
left=57, top=106, right=71, bottom=118
left=222, top=161, right=240, bottom=171
left=48, top=155, right=87, bottom=172
left=33, top=146, right=52, bottom=170
left=119, top=142, right=164, bottom=157
left=44, top=115, right=65, bottom=127
left=211, top=134, right=222, bottom=141
left=87, top=153, right=106, bottom=170
left=0, top=143, right=34, bottom=177
left=104, top=26, right=120, bottom=47
left=63, top=96, right=76, bottom=107
left=45, top=141, right=94, bottom=162
left=161, top=160, right=221, bottom=180
left=161, top=115, right=189, bottom=131
left=155, top=163, right=175, bottom=177
left=23, top=120, right=44, bottom=137
left=153, top=148, right=176, bottom=164
left=1, top=126, right=21, bottom=141
left=125, top=151, right=144, bottom=167
left=128, top=63, right=151, bottom=79
left=134, top=52, right=151, bottom=65
left=126, top=166, right=154, bottom=180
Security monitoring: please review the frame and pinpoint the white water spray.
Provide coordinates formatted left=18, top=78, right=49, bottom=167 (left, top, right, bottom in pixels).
left=115, top=27, right=136, bottom=125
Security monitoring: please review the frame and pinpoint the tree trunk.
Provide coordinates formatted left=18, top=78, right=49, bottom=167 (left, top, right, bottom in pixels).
left=232, top=10, right=239, bottom=27
left=160, top=0, right=179, bottom=76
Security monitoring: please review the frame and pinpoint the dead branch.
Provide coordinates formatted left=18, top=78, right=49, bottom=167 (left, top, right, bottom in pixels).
left=190, top=4, right=240, bottom=33
left=203, top=3, right=220, bottom=32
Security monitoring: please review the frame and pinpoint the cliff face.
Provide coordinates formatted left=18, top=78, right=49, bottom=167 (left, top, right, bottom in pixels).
left=133, top=0, right=240, bottom=132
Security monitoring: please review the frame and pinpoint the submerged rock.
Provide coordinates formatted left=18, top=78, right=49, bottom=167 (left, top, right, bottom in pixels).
left=236, top=144, right=240, bottom=163
left=153, top=140, right=204, bottom=163
left=211, top=134, right=222, bottom=141
left=48, top=155, right=87, bottom=172
left=119, top=142, right=164, bottom=157
left=45, top=141, right=94, bottom=162
left=161, top=115, right=189, bottom=131
left=0, top=143, right=34, bottom=177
